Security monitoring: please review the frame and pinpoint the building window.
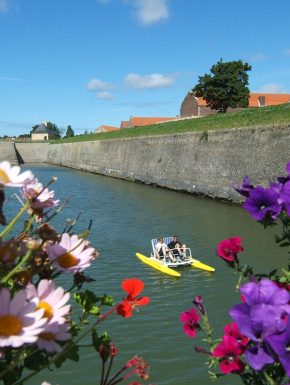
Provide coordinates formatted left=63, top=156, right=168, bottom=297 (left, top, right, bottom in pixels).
left=258, top=96, right=266, bottom=107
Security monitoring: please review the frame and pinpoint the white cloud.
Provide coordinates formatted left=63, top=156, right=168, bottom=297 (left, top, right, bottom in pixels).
left=130, top=0, right=169, bottom=26
left=284, top=48, right=290, bottom=57
left=0, top=76, right=27, bottom=82
left=96, top=91, right=114, bottom=100
left=249, top=53, right=267, bottom=62
left=86, top=78, right=114, bottom=91
left=125, top=73, right=175, bottom=89
left=255, top=83, right=286, bottom=93
left=0, top=0, right=9, bottom=13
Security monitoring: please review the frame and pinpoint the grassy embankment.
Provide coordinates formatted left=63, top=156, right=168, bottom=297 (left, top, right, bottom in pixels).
left=51, top=103, right=290, bottom=144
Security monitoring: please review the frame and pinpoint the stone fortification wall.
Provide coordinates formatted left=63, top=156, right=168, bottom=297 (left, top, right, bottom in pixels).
left=46, top=124, right=290, bottom=201
left=0, top=142, right=18, bottom=164
left=14, top=143, right=49, bottom=163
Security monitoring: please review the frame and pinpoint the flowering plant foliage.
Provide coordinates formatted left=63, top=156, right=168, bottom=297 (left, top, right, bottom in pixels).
left=181, top=162, right=290, bottom=385
left=0, top=161, right=152, bottom=385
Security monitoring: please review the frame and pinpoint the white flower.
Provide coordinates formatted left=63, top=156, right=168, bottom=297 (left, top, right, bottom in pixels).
left=26, top=280, right=70, bottom=325
left=47, top=233, right=97, bottom=273
left=37, top=322, right=70, bottom=353
left=0, top=161, right=34, bottom=188
left=0, top=288, right=47, bottom=348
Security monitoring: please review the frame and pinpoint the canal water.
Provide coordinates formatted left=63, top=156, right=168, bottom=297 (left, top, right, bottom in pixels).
left=14, top=164, right=286, bottom=385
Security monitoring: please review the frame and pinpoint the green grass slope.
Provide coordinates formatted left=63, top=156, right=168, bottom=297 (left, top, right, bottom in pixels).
left=51, top=103, right=290, bottom=144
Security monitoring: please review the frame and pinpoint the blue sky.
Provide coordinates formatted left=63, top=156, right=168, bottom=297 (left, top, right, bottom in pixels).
left=0, top=0, right=290, bottom=136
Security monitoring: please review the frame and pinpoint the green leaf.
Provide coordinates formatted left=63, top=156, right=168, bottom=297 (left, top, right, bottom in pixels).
left=24, top=351, right=48, bottom=371
left=99, top=295, right=114, bottom=307
left=89, top=306, right=101, bottom=316
left=3, top=366, right=23, bottom=385
left=91, top=330, right=111, bottom=361
left=73, top=290, right=98, bottom=312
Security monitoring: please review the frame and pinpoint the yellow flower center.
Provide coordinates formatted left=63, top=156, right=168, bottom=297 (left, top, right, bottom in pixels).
left=39, top=332, right=56, bottom=341
left=0, top=169, right=10, bottom=185
left=58, top=252, right=78, bottom=268
left=37, top=301, right=53, bottom=319
left=0, top=315, right=22, bottom=336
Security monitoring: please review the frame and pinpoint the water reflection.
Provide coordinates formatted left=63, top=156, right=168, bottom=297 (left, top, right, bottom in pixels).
left=20, top=164, right=285, bottom=385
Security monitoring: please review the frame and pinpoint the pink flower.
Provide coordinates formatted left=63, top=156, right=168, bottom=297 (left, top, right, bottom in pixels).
left=213, top=335, right=245, bottom=374
left=0, top=287, right=46, bottom=348
left=0, top=161, right=34, bottom=188
left=180, top=308, right=200, bottom=338
left=192, top=295, right=205, bottom=315
left=37, top=322, right=70, bottom=353
left=216, top=237, right=244, bottom=262
left=22, top=179, right=59, bottom=209
left=26, top=280, right=70, bottom=325
left=47, top=233, right=97, bottom=273
left=124, top=357, right=150, bottom=381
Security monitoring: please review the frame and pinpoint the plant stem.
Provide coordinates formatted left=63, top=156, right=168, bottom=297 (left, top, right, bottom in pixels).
left=102, top=355, right=114, bottom=385
left=0, top=202, right=29, bottom=239
left=1, top=249, right=32, bottom=284
left=12, top=305, right=118, bottom=385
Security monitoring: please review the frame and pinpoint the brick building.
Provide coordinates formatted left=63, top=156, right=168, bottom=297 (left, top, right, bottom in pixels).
left=180, top=92, right=290, bottom=118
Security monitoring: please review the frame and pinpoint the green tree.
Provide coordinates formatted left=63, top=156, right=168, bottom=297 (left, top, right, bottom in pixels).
left=65, top=125, right=74, bottom=137
left=46, top=122, right=62, bottom=138
left=192, top=59, right=252, bottom=113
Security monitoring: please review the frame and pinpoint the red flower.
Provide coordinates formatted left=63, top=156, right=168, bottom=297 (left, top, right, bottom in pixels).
left=213, top=335, right=245, bottom=374
left=216, top=237, right=244, bottom=262
left=180, top=308, right=200, bottom=338
left=224, top=322, right=248, bottom=349
left=117, top=278, right=150, bottom=318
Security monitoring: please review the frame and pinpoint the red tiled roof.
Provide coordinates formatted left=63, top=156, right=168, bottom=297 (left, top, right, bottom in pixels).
left=95, top=125, right=119, bottom=133
left=102, top=125, right=119, bottom=132
left=120, top=120, right=129, bottom=128
left=130, top=117, right=176, bottom=127
left=249, top=93, right=290, bottom=107
left=195, top=93, right=290, bottom=107
left=195, top=97, right=207, bottom=106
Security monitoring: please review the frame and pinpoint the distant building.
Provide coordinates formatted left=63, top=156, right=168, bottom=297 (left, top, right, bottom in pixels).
left=31, top=122, right=56, bottom=141
left=94, top=125, right=120, bottom=134
left=180, top=92, right=290, bottom=118
left=120, top=120, right=129, bottom=129
left=125, top=116, right=177, bottom=128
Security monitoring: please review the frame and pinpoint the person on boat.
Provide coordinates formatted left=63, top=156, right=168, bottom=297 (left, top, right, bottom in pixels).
left=167, top=235, right=187, bottom=258
left=172, top=242, right=182, bottom=259
left=155, top=237, right=175, bottom=262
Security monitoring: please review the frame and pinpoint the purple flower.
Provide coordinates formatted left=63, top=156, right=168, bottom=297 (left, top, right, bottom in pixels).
left=265, top=321, right=290, bottom=376
left=229, top=279, right=290, bottom=371
left=244, top=342, right=274, bottom=371
left=243, top=186, right=281, bottom=221
left=233, top=176, right=254, bottom=197
left=286, top=161, right=290, bottom=176
left=279, top=180, right=290, bottom=215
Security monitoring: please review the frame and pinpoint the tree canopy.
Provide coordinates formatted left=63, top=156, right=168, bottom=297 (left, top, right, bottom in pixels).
left=192, top=59, right=252, bottom=113
left=65, top=125, right=74, bottom=137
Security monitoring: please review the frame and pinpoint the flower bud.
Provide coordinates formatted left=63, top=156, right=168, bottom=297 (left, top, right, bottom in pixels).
left=25, top=238, right=40, bottom=250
